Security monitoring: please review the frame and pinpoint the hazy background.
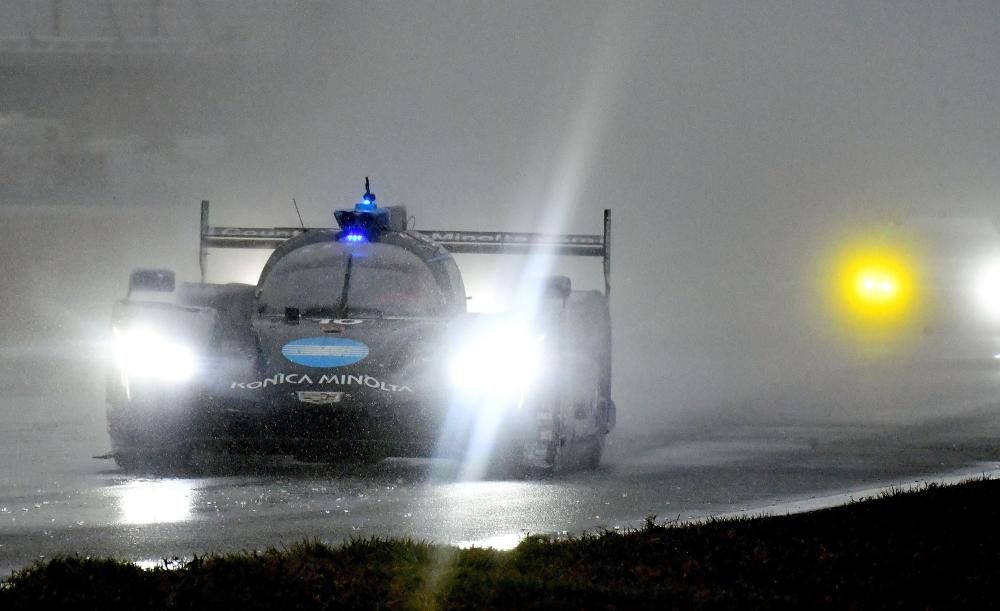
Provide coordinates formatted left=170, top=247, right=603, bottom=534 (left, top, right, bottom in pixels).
left=2, top=0, right=1000, bottom=441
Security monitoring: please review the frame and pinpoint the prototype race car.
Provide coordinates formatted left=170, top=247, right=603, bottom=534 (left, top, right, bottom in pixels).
left=107, top=181, right=615, bottom=473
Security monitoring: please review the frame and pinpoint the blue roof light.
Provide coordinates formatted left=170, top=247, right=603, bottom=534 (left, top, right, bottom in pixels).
left=341, top=231, right=367, bottom=243
left=334, top=178, right=386, bottom=236
left=355, top=198, right=378, bottom=213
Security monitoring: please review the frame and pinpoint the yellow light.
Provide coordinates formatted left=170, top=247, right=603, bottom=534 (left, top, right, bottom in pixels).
left=825, top=239, right=922, bottom=338
left=854, top=268, right=900, bottom=305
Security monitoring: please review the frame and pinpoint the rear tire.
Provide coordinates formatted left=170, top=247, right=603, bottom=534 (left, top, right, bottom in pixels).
left=513, top=291, right=612, bottom=476
left=561, top=292, right=612, bottom=471
left=582, top=432, right=606, bottom=470
left=107, top=397, right=196, bottom=475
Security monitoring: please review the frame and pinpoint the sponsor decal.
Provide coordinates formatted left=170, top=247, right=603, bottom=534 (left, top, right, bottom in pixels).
left=319, top=319, right=363, bottom=334
left=230, top=372, right=413, bottom=393
left=296, top=391, right=344, bottom=405
left=427, top=231, right=602, bottom=246
left=210, top=227, right=306, bottom=239
left=281, top=337, right=369, bottom=368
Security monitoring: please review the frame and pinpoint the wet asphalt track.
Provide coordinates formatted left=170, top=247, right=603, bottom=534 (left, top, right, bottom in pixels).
left=3, top=354, right=1000, bottom=576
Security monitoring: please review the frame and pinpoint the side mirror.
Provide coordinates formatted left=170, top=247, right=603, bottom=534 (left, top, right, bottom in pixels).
left=544, top=275, right=572, bottom=299
left=128, top=269, right=175, bottom=297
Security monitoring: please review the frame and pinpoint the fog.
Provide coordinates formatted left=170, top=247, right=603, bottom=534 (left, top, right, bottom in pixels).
left=3, top=0, right=1000, bottom=440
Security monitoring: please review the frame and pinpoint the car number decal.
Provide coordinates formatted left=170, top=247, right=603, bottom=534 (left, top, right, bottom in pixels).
left=281, top=337, right=369, bottom=368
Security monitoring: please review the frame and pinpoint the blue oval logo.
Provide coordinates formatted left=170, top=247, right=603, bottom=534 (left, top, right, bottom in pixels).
left=281, top=337, right=369, bottom=368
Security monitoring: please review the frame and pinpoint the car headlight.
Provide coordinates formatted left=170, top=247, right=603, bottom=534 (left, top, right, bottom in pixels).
left=113, top=326, right=197, bottom=382
left=447, top=324, right=545, bottom=398
left=973, top=258, right=1000, bottom=321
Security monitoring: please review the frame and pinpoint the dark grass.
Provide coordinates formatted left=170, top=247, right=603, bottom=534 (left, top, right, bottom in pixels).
left=4, top=478, right=1000, bottom=609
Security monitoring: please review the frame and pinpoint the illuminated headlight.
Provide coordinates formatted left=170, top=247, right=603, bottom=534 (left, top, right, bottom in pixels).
left=447, top=325, right=545, bottom=398
left=973, top=259, right=1000, bottom=321
left=113, top=326, right=197, bottom=382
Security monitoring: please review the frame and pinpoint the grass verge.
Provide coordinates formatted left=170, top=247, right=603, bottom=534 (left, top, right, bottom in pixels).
left=3, top=477, right=1000, bottom=609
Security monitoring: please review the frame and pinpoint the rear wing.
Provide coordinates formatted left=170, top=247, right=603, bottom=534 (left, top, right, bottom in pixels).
left=199, top=201, right=611, bottom=295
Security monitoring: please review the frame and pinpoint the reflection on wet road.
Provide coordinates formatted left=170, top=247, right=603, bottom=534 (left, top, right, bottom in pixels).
left=116, top=479, right=196, bottom=525
left=3, top=421, right=1000, bottom=576
left=2, top=359, right=1000, bottom=576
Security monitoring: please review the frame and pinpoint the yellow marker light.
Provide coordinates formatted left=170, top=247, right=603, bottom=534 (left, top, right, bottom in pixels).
left=824, top=239, right=923, bottom=340
left=855, top=268, right=900, bottom=305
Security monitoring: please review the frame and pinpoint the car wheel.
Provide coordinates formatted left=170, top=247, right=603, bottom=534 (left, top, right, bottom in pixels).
left=581, top=432, right=606, bottom=469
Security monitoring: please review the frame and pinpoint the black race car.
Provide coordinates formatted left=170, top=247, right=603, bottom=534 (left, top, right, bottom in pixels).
left=108, top=182, right=615, bottom=473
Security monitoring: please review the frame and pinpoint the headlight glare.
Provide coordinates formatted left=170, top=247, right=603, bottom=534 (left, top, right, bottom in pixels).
left=447, top=325, right=545, bottom=398
left=973, top=258, right=1000, bottom=321
left=113, top=326, right=196, bottom=382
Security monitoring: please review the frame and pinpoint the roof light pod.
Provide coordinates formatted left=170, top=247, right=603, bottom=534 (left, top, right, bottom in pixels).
left=334, top=177, right=389, bottom=242
left=355, top=186, right=377, bottom=213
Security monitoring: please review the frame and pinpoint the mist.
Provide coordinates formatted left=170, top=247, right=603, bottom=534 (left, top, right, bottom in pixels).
left=3, top=0, right=1000, bottom=441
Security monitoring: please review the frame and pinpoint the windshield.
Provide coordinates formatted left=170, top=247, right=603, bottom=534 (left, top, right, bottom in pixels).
left=258, top=241, right=446, bottom=317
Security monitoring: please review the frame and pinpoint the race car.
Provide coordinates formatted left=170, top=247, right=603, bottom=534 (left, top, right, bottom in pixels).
left=107, top=181, right=615, bottom=473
